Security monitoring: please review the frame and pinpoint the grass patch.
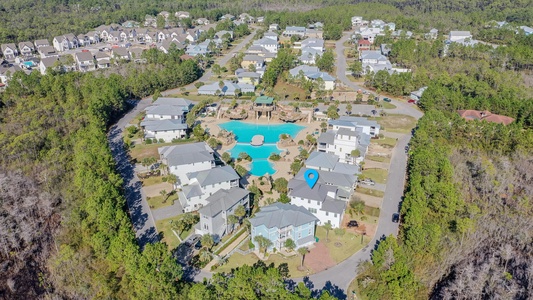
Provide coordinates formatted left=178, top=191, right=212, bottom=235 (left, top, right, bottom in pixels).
left=366, top=155, right=390, bottom=163
left=155, top=215, right=192, bottom=250
left=141, top=175, right=164, bottom=186
left=348, top=278, right=367, bottom=300
left=372, top=137, right=397, bottom=147
left=375, top=114, right=417, bottom=134
left=362, top=168, right=388, bottom=184
left=364, top=205, right=381, bottom=218
left=129, top=139, right=194, bottom=161
left=315, top=226, right=371, bottom=263
left=357, top=187, right=385, bottom=198
left=273, top=81, right=307, bottom=100
left=129, top=111, right=146, bottom=126
left=147, top=193, right=178, bottom=210
left=216, top=252, right=308, bottom=278
left=381, top=102, right=397, bottom=109
left=213, top=228, right=247, bottom=255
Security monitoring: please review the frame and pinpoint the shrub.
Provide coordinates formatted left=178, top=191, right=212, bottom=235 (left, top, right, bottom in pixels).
left=334, top=228, right=346, bottom=236
left=145, top=139, right=153, bottom=144
left=194, top=82, right=205, bottom=88
left=269, top=154, right=281, bottom=161
left=158, top=138, right=165, bottom=143
left=248, top=240, right=255, bottom=249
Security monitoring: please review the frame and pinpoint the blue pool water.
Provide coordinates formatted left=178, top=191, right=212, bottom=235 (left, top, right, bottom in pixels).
left=219, top=121, right=305, bottom=176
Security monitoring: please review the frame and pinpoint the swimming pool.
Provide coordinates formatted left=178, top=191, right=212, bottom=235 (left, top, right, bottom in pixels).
left=219, top=121, right=305, bottom=176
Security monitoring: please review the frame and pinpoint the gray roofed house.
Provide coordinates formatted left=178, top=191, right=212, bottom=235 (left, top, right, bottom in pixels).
left=328, top=116, right=381, bottom=137
left=152, top=97, right=194, bottom=108
left=112, top=47, right=130, bottom=60
left=290, top=178, right=337, bottom=202
left=39, top=57, right=59, bottom=75
left=140, top=119, right=187, bottom=141
left=159, top=142, right=214, bottom=172
left=289, top=65, right=319, bottom=77
left=18, top=42, right=35, bottom=56
left=305, top=151, right=338, bottom=170
left=75, top=51, right=96, bottom=72
left=34, top=39, right=50, bottom=48
left=250, top=202, right=318, bottom=252
left=197, top=80, right=255, bottom=96
left=38, top=46, right=58, bottom=58
left=187, top=165, right=239, bottom=187
left=283, top=26, right=306, bottom=37
left=197, top=187, right=250, bottom=240
left=1, top=44, right=18, bottom=60
left=294, top=167, right=357, bottom=200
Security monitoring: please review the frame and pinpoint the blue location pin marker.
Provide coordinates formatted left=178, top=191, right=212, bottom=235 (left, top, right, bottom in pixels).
left=304, top=169, right=319, bottom=189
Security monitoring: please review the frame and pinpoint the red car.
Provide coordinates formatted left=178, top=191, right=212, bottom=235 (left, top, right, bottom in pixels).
left=408, top=99, right=417, bottom=104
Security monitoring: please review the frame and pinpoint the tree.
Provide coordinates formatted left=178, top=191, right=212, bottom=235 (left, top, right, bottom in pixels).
left=199, top=249, right=212, bottom=262
left=234, top=205, right=246, bottom=219
left=346, top=103, right=352, bottom=114
left=278, top=193, right=290, bottom=204
left=284, top=238, right=296, bottom=252
left=156, top=15, right=166, bottom=29
left=193, top=124, right=207, bottom=141
left=350, top=198, right=365, bottom=215
left=290, top=160, right=303, bottom=175
left=316, top=50, right=335, bottom=72
left=273, top=177, right=288, bottom=194
left=201, top=234, right=214, bottom=251
left=221, top=152, right=232, bottom=164
left=235, top=164, right=248, bottom=177
left=227, top=215, right=239, bottom=233
left=323, top=222, right=333, bottom=242
left=320, top=122, right=328, bottom=132
left=349, top=61, right=363, bottom=77
left=254, top=235, right=273, bottom=254
left=207, top=137, right=220, bottom=149
left=212, top=64, right=222, bottom=76
left=159, top=189, right=168, bottom=202
left=298, top=247, right=308, bottom=268
left=351, top=149, right=360, bottom=163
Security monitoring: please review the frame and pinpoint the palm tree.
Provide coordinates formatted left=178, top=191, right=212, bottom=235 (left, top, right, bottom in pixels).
left=284, top=238, right=296, bottom=252
left=298, top=247, right=308, bottom=268
left=227, top=214, right=239, bottom=233
left=159, top=189, right=168, bottom=202
left=324, top=222, right=333, bottom=242
left=201, top=234, right=214, bottom=252
left=254, top=235, right=273, bottom=254
left=199, top=249, right=212, bottom=262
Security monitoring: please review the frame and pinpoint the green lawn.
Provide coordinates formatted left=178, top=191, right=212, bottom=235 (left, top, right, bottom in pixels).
left=141, top=175, right=164, bottom=186
left=366, top=155, right=391, bottom=163
left=129, top=139, right=194, bottom=161
left=155, top=215, right=193, bottom=250
left=315, top=226, right=371, bottom=263
left=381, top=102, right=397, bottom=109
left=273, top=81, right=307, bottom=100
left=362, top=168, right=388, bottom=184
left=147, top=193, right=179, bottom=210
left=216, top=252, right=308, bottom=278
left=375, top=114, right=417, bottom=134
left=357, top=187, right=385, bottom=198
left=372, top=137, right=397, bottom=147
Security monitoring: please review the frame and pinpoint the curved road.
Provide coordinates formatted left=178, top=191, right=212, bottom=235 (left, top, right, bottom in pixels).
left=287, top=31, right=423, bottom=297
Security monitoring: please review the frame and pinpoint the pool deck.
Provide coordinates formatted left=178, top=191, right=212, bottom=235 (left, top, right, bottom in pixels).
left=201, top=117, right=322, bottom=183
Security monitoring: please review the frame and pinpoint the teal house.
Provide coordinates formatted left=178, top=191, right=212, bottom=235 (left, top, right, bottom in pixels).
left=250, top=203, right=318, bottom=252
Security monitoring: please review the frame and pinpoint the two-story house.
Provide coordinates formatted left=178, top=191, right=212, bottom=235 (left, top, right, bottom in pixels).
left=197, top=187, right=250, bottom=241
left=52, top=34, right=79, bottom=52
left=75, top=52, right=96, bottom=72
left=180, top=166, right=240, bottom=212
left=1, top=44, right=18, bottom=60
left=288, top=179, right=346, bottom=228
left=18, top=42, right=35, bottom=57
left=140, top=119, right=187, bottom=142
left=159, top=142, right=215, bottom=186
left=252, top=38, right=278, bottom=53
left=241, top=55, right=265, bottom=69
left=329, top=116, right=380, bottom=137
left=95, top=52, right=111, bottom=69
left=250, top=203, right=318, bottom=252
left=289, top=65, right=336, bottom=90
left=448, top=31, right=472, bottom=42
left=351, top=16, right=363, bottom=27
left=283, top=26, right=306, bottom=37
left=112, top=47, right=130, bottom=61
left=197, top=81, right=255, bottom=96
left=34, top=39, right=50, bottom=49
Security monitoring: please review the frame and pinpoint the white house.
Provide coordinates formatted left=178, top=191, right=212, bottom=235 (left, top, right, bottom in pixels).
left=448, top=31, right=473, bottom=42
left=175, top=11, right=190, bottom=19
left=352, top=16, right=363, bottom=27
left=289, top=179, right=345, bottom=228
left=263, top=31, right=278, bottom=41
left=360, top=50, right=389, bottom=65
left=329, top=116, right=380, bottom=137
left=18, top=42, right=34, bottom=57
left=317, top=127, right=363, bottom=164
left=196, top=187, right=250, bottom=240
left=198, top=81, right=255, bottom=96
left=144, top=97, right=194, bottom=121
left=294, top=165, right=358, bottom=201
left=269, top=24, right=279, bottom=31
left=39, top=57, right=59, bottom=75
left=52, top=34, right=79, bottom=52
left=140, top=119, right=187, bottom=142
left=179, top=166, right=240, bottom=212
left=425, top=28, right=439, bottom=40
left=1, top=44, right=18, bottom=60
left=410, top=86, right=427, bottom=102
left=518, top=26, right=533, bottom=36
left=252, top=38, right=278, bottom=53
left=159, top=142, right=215, bottom=186
left=75, top=52, right=95, bottom=72
left=283, top=26, right=306, bottom=37
left=289, top=65, right=336, bottom=90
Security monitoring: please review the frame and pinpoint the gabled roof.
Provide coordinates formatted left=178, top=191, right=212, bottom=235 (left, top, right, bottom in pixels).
left=249, top=203, right=318, bottom=229
left=112, top=47, right=130, bottom=57
left=450, top=31, right=472, bottom=37
left=199, top=187, right=249, bottom=218
left=306, top=151, right=338, bottom=170
left=329, top=116, right=380, bottom=129
left=322, top=198, right=346, bottom=214
left=457, top=110, right=514, bottom=125
left=285, top=26, right=306, bottom=32
left=40, top=57, right=59, bottom=68
left=152, top=97, right=194, bottom=107
left=35, top=39, right=50, bottom=47
left=295, top=168, right=357, bottom=190
left=317, top=131, right=335, bottom=144
left=75, top=51, right=94, bottom=62
left=289, top=179, right=336, bottom=202
left=361, top=50, right=388, bottom=61
left=146, top=105, right=188, bottom=117
left=182, top=184, right=203, bottom=198
left=237, top=71, right=261, bottom=79
left=255, top=96, right=274, bottom=104
left=289, top=65, right=319, bottom=77
left=242, top=54, right=265, bottom=62
left=18, top=42, right=34, bottom=50
left=140, top=119, right=187, bottom=132
left=187, top=165, right=239, bottom=187
left=158, top=142, right=214, bottom=166
left=1, top=44, right=17, bottom=52
left=95, top=51, right=110, bottom=60
left=306, top=72, right=335, bottom=81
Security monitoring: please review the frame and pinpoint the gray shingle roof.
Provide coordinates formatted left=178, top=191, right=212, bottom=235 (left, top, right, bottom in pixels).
left=187, top=165, right=239, bottom=187
left=317, top=131, right=335, bottom=144
left=306, top=151, right=338, bottom=170
left=289, top=179, right=336, bottom=202
left=140, top=119, right=187, bottom=131
left=182, top=184, right=203, bottom=198
left=249, top=203, right=318, bottom=229
left=322, top=198, right=346, bottom=214
left=75, top=51, right=94, bottom=62
left=146, top=105, right=188, bottom=116
left=199, top=187, right=249, bottom=217
left=159, top=142, right=214, bottom=166
left=337, top=127, right=358, bottom=137
left=295, top=168, right=357, bottom=190
left=330, top=116, right=380, bottom=129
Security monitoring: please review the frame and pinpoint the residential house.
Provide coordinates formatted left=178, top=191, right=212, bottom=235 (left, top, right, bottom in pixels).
left=239, top=13, right=255, bottom=23
left=241, top=55, right=265, bottom=69
left=283, top=26, right=306, bottom=37
left=52, top=34, right=79, bottom=52
left=252, top=38, right=278, bottom=53
left=299, top=48, right=322, bottom=64
left=77, top=34, right=90, bottom=47
left=289, top=65, right=336, bottom=90
left=256, top=16, right=265, bottom=23
left=518, top=26, right=533, bottom=36
left=305, top=151, right=360, bottom=175
left=175, top=11, right=190, bottom=19
left=318, top=127, right=365, bottom=164
left=360, top=50, right=392, bottom=74
left=269, top=24, right=280, bottom=31
left=289, top=179, right=345, bottom=228
left=140, top=119, right=187, bottom=142
left=196, top=18, right=210, bottom=25
left=179, top=166, right=240, bottom=212
left=293, top=165, right=358, bottom=201
left=380, top=44, right=391, bottom=56
left=159, top=142, right=215, bottom=186
left=38, top=46, right=58, bottom=58
left=144, top=97, right=194, bottom=121
left=18, top=42, right=35, bottom=57
left=215, top=30, right=234, bottom=41
left=186, top=40, right=210, bottom=57
left=95, top=52, right=111, bottom=69
left=39, top=57, right=59, bottom=75
left=75, top=52, right=96, bottom=72
left=410, top=86, right=427, bottom=102
left=308, top=22, right=324, bottom=29
left=159, top=11, right=171, bottom=20
left=250, top=203, right=318, bottom=252
left=129, top=48, right=146, bottom=63
left=457, top=110, right=514, bottom=125
left=354, top=27, right=383, bottom=44
left=236, top=71, right=261, bottom=85
left=263, top=31, right=278, bottom=41
left=351, top=16, right=363, bottom=27
left=220, top=14, right=235, bottom=21
left=196, top=187, right=250, bottom=240
left=392, top=30, right=413, bottom=38
left=198, top=81, right=255, bottom=96
left=122, top=20, right=140, bottom=28
left=425, top=28, right=439, bottom=40
left=1, top=44, right=18, bottom=60
left=160, top=40, right=186, bottom=54
left=357, top=39, right=371, bottom=51
left=448, top=31, right=473, bottom=42
left=329, top=116, right=380, bottom=137
left=34, top=39, right=50, bottom=49
left=300, top=38, right=324, bottom=51
left=0, top=65, right=30, bottom=85
left=112, top=47, right=130, bottom=61
left=305, top=29, right=323, bottom=39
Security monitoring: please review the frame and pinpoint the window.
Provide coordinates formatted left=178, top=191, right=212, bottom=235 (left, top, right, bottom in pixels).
left=308, top=228, right=312, bottom=235
left=298, top=232, right=301, bottom=239
left=334, top=213, right=337, bottom=217
left=326, top=211, right=329, bottom=216
left=203, top=224, right=208, bottom=230
left=308, top=199, right=310, bottom=204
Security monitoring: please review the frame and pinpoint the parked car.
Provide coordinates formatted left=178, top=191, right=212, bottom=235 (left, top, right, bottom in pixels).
left=359, top=179, right=375, bottom=186
left=383, top=97, right=392, bottom=102
left=392, top=213, right=400, bottom=223
left=347, top=220, right=359, bottom=227
left=184, top=234, right=200, bottom=247
left=408, top=99, right=416, bottom=104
